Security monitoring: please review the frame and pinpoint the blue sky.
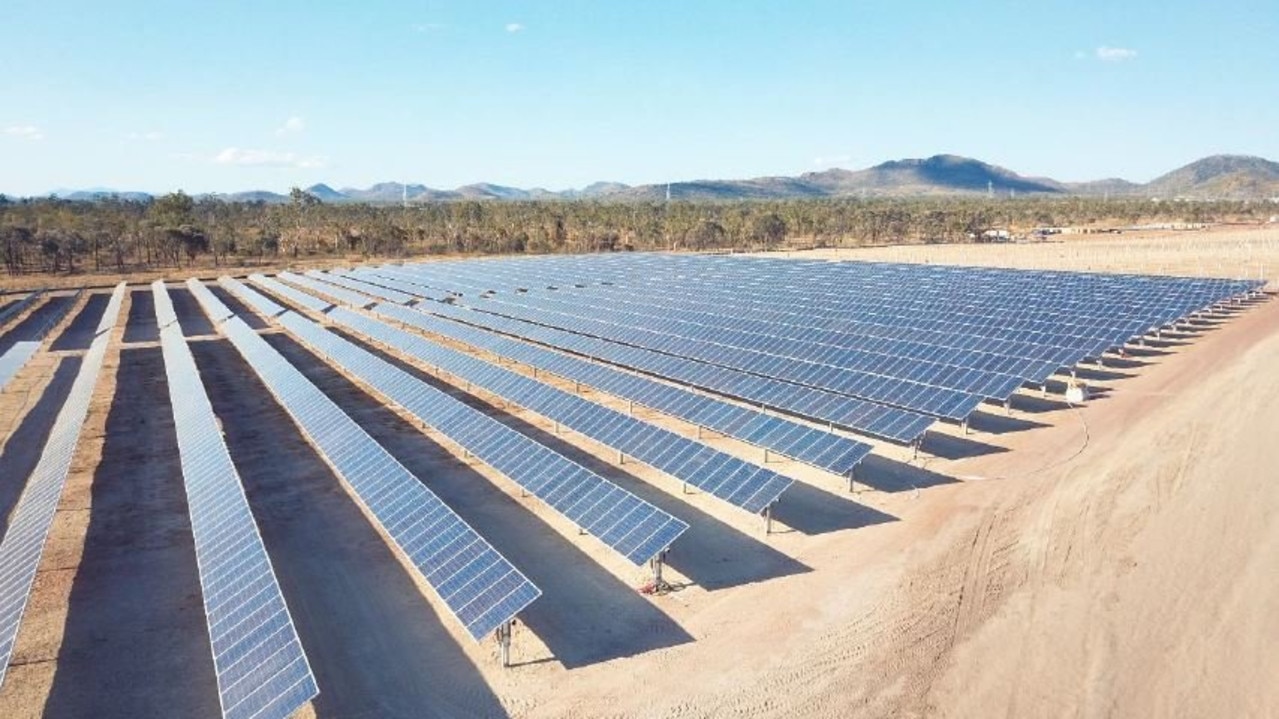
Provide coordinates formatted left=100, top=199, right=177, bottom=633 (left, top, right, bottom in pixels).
left=1, top=0, right=1276, bottom=196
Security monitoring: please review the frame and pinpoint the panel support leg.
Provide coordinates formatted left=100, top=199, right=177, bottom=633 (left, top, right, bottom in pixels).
left=648, top=549, right=670, bottom=593
left=847, top=469, right=857, bottom=494
left=1004, top=397, right=1012, bottom=415
left=763, top=504, right=774, bottom=535
left=496, top=621, right=513, bottom=668
left=763, top=448, right=770, bottom=463
left=961, top=418, right=970, bottom=435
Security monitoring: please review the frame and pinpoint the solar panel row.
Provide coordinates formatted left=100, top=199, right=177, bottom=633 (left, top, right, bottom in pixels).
left=408, top=299, right=935, bottom=444
left=220, top=276, right=286, bottom=319
left=314, top=270, right=415, bottom=306
left=326, top=306, right=794, bottom=515
left=267, top=308, right=689, bottom=566
left=368, top=301, right=873, bottom=478
left=424, top=290, right=990, bottom=420
left=248, top=274, right=333, bottom=314
left=153, top=282, right=318, bottom=719
left=0, top=291, right=40, bottom=328
left=0, top=282, right=124, bottom=690
left=186, top=278, right=235, bottom=324
left=277, top=271, right=374, bottom=310
left=217, top=312, right=542, bottom=641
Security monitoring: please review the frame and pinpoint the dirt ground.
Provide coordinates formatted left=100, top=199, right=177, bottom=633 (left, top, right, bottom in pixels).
left=0, top=230, right=1275, bottom=718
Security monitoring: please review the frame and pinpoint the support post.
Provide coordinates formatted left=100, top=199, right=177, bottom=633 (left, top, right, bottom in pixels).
left=649, top=549, right=669, bottom=592
left=1004, top=397, right=1012, bottom=415
left=847, top=469, right=857, bottom=494
left=496, top=621, right=513, bottom=668
left=618, top=450, right=625, bottom=464
left=628, top=399, right=634, bottom=416
left=696, top=425, right=703, bottom=440
left=763, top=448, right=770, bottom=463
left=961, top=418, right=970, bottom=436
left=763, top=503, right=774, bottom=535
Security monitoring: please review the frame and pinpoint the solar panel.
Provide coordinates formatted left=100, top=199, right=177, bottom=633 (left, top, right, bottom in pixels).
left=219, top=276, right=286, bottom=319
left=154, top=283, right=317, bottom=719
left=415, top=300, right=934, bottom=444
left=272, top=310, right=689, bottom=565
left=0, top=342, right=41, bottom=392
left=327, top=268, right=416, bottom=301
left=219, top=316, right=542, bottom=640
left=247, top=274, right=333, bottom=314
left=0, top=291, right=40, bottom=328
left=186, top=278, right=235, bottom=323
left=326, top=306, right=796, bottom=514
left=0, top=283, right=124, bottom=691
left=308, top=270, right=416, bottom=306
left=370, top=303, right=873, bottom=477
left=276, top=271, right=374, bottom=309
left=153, top=280, right=179, bottom=328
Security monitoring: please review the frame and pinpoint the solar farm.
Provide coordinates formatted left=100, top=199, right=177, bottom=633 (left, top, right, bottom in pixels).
left=0, top=248, right=1270, bottom=718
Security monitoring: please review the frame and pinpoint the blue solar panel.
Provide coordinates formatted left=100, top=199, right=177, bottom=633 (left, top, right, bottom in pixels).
left=409, top=300, right=934, bottom=444
left=187, top=279, right=235, bottom=324
left=0, top=291, right=40, bottom=328
left=0, top=283, right=124, bottom=691
left=153, top=283, right=317, bottom=719
left=219, top=316, right=541, bottom=640
left=277, top=271, right=375, bottom=310
left=311, top=270, right=416, bottom=306
left=220, top=276, right=286, bottom=318
left=247, top=274, right=333, bottom=314
left=325, top=306, right=795, bottom=514
left=272, top=310, right=689, bottom=565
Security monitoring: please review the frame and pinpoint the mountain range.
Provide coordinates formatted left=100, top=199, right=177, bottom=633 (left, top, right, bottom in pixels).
left=42, top=154, right=1279, bottom=204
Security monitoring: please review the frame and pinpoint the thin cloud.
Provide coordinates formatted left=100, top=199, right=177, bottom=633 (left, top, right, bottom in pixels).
left=126, top=131, right=164, bottom=141
left=412, top=22, right=445, bottom=33
left=213, top=147, right=326, bottom=169
left=4, top=125, right=44, bottom=141
left=275, top=116, right=306, bottom=136
left=1095, top=46, right=1138, bottom=62
left=505, top=22, right=524, bottom=33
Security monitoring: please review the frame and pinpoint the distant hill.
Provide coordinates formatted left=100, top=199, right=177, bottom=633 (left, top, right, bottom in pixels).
left=304, top=183, right=347, bottom=201
left=34, top=154, right=1279, bottom=203
left=1143, top=155, right=1279, bottom=199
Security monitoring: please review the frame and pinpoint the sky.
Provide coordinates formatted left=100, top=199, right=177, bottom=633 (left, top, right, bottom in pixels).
left=1, top=0, right=1276, bottom=196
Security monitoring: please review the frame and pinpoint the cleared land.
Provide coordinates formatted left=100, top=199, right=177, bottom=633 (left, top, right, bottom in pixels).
left=0, top=228, right=1274, bottom=718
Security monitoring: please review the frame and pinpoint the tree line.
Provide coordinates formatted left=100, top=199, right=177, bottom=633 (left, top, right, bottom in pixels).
left=0, top=189, right=1269, bottom=277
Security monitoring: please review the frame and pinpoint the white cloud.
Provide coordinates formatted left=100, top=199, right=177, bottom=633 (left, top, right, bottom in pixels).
left=126, top=131, right=164, bottom=141
left=213, top=147, right=327, bottom=169
left=412, top=22, right=444, bottom=33
left=4, top=125, right=44, bottom=141
left=1095, top=46, right=1138, bottom=62
left=505, top=22, right=524, bottom=33
left=275, top=116, right=306, bottom=136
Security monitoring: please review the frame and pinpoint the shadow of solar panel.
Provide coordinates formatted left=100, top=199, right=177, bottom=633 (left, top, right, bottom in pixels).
left=0, top=283, right=124, bottom=691
left=273, top=311, right=688, bottom=565
left=154, top=283, right=317, bottom=719
left=219, top=317, right=540, bottom=640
